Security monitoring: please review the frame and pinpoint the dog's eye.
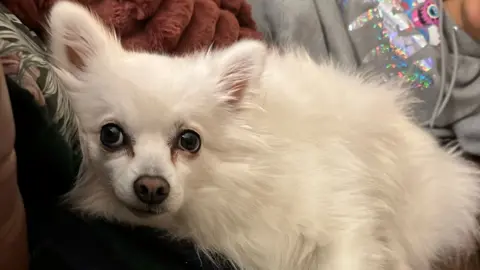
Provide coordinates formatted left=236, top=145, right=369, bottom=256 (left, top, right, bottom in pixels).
left=177, top=130, right=201, bottom=153
left=100, top=123, right=125, bottom=150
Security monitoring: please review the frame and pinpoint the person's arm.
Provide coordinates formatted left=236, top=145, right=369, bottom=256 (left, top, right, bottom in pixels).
left=442, top=0, right=480, bottom=157
left=445, top=0, right=480, bottom=39
left=0, top=64, right=29, bottom=270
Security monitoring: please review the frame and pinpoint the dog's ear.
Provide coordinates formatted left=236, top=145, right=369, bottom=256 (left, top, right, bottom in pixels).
left=215, top=40, right=267, bottom=105
left=48, top=1, right=121, bottom=77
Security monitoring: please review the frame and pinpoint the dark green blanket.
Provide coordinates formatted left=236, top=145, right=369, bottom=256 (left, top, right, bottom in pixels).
left=7, top=76, right=230, bottom=270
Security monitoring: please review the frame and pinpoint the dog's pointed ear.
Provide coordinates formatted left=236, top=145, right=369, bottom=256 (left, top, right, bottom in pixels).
left=48, top=1, right=120, bottom=77
left=215, top=40, right=267, bottom=105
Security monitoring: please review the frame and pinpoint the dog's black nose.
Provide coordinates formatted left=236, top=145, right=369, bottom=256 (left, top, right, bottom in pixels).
left=133, top=176, right=170, bottom=205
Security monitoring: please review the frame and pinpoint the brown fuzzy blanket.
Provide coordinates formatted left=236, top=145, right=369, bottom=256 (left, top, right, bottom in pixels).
left=1, top=0, right=262, bottom=54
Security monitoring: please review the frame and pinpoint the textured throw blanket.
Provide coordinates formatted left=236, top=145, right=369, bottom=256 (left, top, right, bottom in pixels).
left=2, top=0, right=262, bottom=54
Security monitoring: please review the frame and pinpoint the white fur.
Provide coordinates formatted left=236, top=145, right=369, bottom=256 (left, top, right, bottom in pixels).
left=48, top=2, right=480, bottom=270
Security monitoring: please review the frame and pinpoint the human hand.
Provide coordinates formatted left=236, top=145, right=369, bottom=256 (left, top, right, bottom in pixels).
left=445, top=0, right=480, bottom=39
left=464, top=0, right=480, bottom=34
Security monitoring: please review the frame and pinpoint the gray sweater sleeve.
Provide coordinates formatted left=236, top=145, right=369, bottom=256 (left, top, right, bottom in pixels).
left=247, top=0, right=357, bottom=66
left=440, top=17, right=480, bottom=156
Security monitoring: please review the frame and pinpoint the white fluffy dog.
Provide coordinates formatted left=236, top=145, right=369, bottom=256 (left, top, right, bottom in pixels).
left=48, top=2, right=480, bottom=270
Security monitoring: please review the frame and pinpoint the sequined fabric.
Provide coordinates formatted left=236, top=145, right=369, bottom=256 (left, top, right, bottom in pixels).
left=341, top=0, right=441, bottom=90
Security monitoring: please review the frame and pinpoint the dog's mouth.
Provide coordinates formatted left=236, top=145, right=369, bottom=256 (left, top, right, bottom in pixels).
left=110, top=191, right=166, bottom=218
left=126, top=205, right=165, bottom=218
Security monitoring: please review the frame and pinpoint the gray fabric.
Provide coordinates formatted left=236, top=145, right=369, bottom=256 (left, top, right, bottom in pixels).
left=248, top=0, right=356, bottom=65
left=247, top=0, right=480, bottom=156
left=448, top=27, right=480, bottom=155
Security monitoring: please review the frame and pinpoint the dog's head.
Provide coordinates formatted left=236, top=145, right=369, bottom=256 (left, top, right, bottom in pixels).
left=48, top=1, right=268, bottom=226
